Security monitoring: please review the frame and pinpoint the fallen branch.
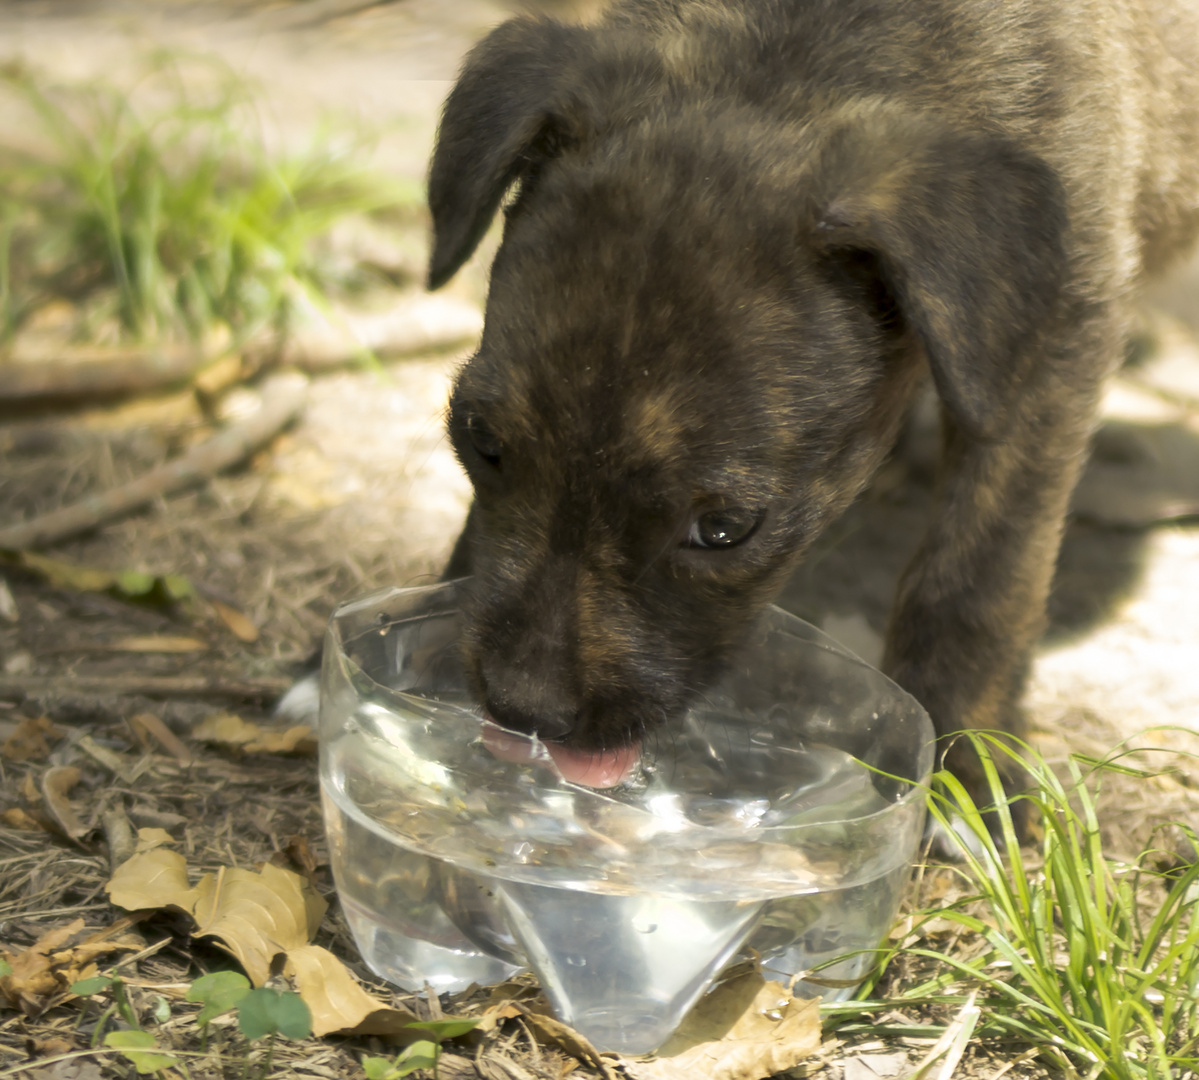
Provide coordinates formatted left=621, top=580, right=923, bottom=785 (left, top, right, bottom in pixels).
left=0, top=673, right=293, bottom=703
left=266, top=294, right=483, bottom=371
left=0, top=344, right=207, bottom=404
left=0, top=373, right=307, bottom=550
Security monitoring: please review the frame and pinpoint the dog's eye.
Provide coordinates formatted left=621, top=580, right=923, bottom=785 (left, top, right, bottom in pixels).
left=686, top=508, right=762, bottom=549
left=466, top=416, right=502, bottom=467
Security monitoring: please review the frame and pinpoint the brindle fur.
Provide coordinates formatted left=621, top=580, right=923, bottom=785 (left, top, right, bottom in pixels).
left=428, top=0, right=1199, bottom=810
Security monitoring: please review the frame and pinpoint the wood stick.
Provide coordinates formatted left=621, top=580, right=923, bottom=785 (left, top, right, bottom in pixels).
left=0, top=673, right=293, bottom=702
left=0, top=344, right=206, bottom=403
left=0, top=373, right=307, bottom=551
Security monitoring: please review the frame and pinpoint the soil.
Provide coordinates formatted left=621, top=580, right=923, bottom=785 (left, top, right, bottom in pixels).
left=0, top=4, right=1197, bottom=1079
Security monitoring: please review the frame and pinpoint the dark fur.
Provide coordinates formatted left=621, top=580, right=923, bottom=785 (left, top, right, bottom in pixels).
left=428, top=0, right=1199, bottom=806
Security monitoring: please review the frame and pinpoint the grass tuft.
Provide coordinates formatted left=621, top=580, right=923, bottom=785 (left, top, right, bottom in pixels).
left=0, top=53, right=414, bottom=347
left=828, top=732, right=1199, bottom=1079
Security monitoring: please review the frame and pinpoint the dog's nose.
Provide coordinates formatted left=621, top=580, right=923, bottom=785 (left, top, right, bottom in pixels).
left=478, top=657, right=578, bottom=742
left=485, top=698, right=576, bottom=743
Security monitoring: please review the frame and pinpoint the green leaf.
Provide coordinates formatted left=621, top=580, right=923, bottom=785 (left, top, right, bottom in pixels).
left=162, top=574, right=195, bottom=601
left=71, top=975, right=114, bottom=996
left=0, top=959, right=12, bottom=977
left=393, top=1040, right=440, bottom=1076
left=104, top=1029, right=180, bottom=1074
left=186, top=970, right=252, bottom=1026
left=406, top=1017, right=480, bottom=1041
left=116, top=570, right=157, bottom=596
left=236, top=987, right=312, bottom=1041
left=361, top=1056, right=399, bottom=1080
left=151, top=995, right=172, bottom=1025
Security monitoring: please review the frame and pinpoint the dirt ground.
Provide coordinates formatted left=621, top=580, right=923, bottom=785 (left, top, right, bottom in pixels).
left=1, top=3, right=1198, bottom=1079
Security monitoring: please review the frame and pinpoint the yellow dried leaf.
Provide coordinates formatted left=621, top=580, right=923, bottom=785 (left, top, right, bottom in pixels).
left=283, top=944, right=422, bottom=1038
left=135, top=827, right=177, bottom=852
left=191, top=714, right=314, bottom=755
left=0, top=919, right=87, bottom=1017
left=128, top=712, right=195, bottom=764
left=244, top=725, right=316, bottom=755
left=1, top=716, right=63, bottom=762
left=192, top=712, right=258, bottom=744
left=191, top=864, right=327, bottom=985
left=211, top=599, right=260, bottom=643
left=42, top=765, right=87, bottom=840
left=111, top=635, right=208, bottom=653
left=522, top=1009, right=618, bottom=1079
left=13, top=552, right=117, bottom=592
left=624, top=975, right=822, bottom=1080
left=2, top=807, right=50, bottom=831
left=475, top=1000, right=525, bottom=1034
left=107, top=847, right=199, bottom=914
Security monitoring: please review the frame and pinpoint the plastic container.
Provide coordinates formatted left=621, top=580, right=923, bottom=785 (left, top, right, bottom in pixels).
left=319, top=580, right=933, bottom=1054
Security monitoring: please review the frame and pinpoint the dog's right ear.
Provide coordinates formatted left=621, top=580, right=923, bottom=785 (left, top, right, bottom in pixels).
left=427, top=18, right=592, bottom=290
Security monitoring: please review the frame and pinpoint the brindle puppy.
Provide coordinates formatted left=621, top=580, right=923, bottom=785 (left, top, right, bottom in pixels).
left=428, top=0, right=1199, bottom=809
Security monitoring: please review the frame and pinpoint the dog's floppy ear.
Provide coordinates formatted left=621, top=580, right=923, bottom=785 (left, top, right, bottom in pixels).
left=808, top=108, right=1068, bottom=439
left=427, top=17, right=593, bottom=290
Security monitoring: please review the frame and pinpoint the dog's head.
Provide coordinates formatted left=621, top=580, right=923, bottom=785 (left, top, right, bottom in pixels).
left=428, top=16, right=1067, bottom=768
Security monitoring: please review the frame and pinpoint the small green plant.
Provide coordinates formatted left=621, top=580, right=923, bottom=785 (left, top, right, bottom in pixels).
left=72, top=974, right=185, bottom=1076
left=103, top=1029, right=184, bottom=1076
left=235, top=987, right=313, bottom=1079
left=73, top=968, right=315, bottom=1078
left=185, top=970, right=253, bottom=1048
left=0, top=54, right=410, bottom=346
left=361, top=1018, right=480, bottom=1080
left=830, top=733, right=1199, bottom=1079
left=72, top=973, right=141, bottom=1038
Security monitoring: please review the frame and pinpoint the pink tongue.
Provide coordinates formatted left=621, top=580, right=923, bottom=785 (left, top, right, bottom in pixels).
left=482, top=724, right=641, bottom=789
left=543, top=740, right=642, bottom=788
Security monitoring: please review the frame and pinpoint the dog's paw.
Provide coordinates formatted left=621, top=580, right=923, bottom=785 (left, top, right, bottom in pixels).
left=275, top=672, right=320, bottom=726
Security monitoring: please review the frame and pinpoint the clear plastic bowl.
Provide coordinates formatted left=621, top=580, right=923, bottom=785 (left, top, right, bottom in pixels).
left=319, top=580, right=933, bottom=1055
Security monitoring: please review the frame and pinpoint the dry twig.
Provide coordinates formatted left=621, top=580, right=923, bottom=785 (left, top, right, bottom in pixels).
left=0, top=373, right=307, bottom=550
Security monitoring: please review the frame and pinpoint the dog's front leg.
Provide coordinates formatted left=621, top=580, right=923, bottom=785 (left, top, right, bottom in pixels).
left=882, top=385, right=1102, bottom=826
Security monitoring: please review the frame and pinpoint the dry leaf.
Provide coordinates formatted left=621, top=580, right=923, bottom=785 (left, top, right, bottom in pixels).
left=520, top=1009, right=618, bottom=1079
left=0, top=919, right=88, bottom=1017
left=0, top=916, right=148, bottom=1019
left=111, top=635, right=208, bottom=653
left=283, top=943, right=424, bottom=1037
left=1, top=716, right=63, bottom=763
left=107, top=846, right=200, bottom=913
left=102, top=844, right=425, bottom=1040
left=192, top=712, right=259, bottom=744
left=192, top=712, right=316, bottom=756
left=210, top=599, right=260, bottom=643
left=42, top=766, right=88, bottom=840
left=128, top=713, right=194, bottom=764
left=244, top=725, right=316, bottom=755
left=136, top=827, right=178, bottom=852
left=276, top=835, right=319, bottom=879
left=3, top=806, right=50, bottom=831
left=10, top=552, right=117, bottom=593
left=623, top=975, right=822, bottom=1080
left=476, top=1000, right=526, bottom=1034
left=191, top=863, right=328, bottom=984
left=78, top=734, right=137, bottom=781
left=27, top=1036, right=79, bottom=1058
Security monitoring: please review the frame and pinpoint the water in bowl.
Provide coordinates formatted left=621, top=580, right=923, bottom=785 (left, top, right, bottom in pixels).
left=321, top=693, right=916, bottom=1054
left=318, top=581, right=932, bottom=1054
